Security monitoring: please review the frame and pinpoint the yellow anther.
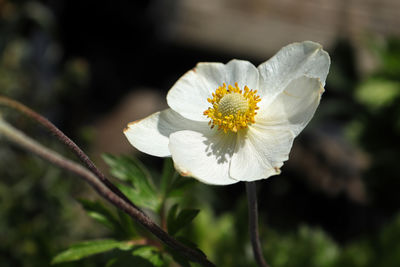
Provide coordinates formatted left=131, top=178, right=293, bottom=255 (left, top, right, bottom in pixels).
left=203, top=83, right=261, bottom=133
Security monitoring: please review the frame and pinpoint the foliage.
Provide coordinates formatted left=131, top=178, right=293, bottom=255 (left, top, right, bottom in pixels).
left=51, top=157, right=200, bottom=266
left=51, top=239, right=134, bottom=264
left=47, top=153, right=400, bottom=267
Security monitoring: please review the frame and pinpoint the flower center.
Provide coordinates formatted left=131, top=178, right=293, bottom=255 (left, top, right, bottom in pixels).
left=203, top=83, right=261, bottom=133
left=218, top=93, right=249, bottom=117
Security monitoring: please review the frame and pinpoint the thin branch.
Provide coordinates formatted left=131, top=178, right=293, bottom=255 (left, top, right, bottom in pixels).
left=246, top=182, right=269, bottom=267
left=0, top=96, right=135, bottom=210
left=0, top=117, right=215, bottom=267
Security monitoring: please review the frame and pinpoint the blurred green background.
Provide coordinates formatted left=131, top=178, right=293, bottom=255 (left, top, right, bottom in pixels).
left=1, top=0, right=400, bottom=266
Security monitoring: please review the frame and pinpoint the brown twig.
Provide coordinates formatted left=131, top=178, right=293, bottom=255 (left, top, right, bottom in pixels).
left=0, top=101, right=215, bottom=267
left=246, top=182, right=269, bottom=267
left=0, top=96, right=135, bottom=210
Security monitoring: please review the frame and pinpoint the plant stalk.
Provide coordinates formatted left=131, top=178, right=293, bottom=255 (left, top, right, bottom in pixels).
left=246, top=181, right=269, bottom=267
left=0, top=96, right=135, bottom=210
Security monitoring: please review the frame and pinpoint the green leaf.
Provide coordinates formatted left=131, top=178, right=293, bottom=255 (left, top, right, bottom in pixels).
left=51, top=239, right=134, bottom=264
left=167, top=204, right=200, bottom=236
left=160, top=158, right=176, bottom=196
left=102, top=154, right=154, bottom=189
left=174, top=209, right=200, bottom=234
left=132, top=246, right=164, bottom=267
left=78, top=199, right=121, bottom=231
left=168, top=177, right=195, bottom=198
left=117, top=183, right=160, bottom=210
left=102, top=154, right=160, bottom=210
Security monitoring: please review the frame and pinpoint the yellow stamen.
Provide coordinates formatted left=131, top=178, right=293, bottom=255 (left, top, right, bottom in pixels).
left=203, top=83, right=261, bottom=133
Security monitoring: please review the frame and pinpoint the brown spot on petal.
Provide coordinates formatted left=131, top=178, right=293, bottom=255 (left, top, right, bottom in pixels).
left=319, top=85, right=325, bottom=95
left=274, top=167, right=281, bottom=174
left=179, top=170, right=192, bottom=177
left=173, top=162, right=192, bottom=177
left=123, top=119, right=143, bottom=133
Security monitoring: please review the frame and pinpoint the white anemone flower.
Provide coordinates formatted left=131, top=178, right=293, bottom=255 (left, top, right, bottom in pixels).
left=124, top=41, right=330, bottom=185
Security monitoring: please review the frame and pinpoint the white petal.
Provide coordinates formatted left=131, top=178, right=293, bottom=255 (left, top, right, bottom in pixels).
left=167, top=63, right=223, bottom=122
left=124, top=109, right=205, bottom=157
left=169, top=130, right=238, bottom=185
left=257, top=41, right=330, bottom=102
left=166, top=60, right=259, bottom=121
left=230, top=126, right=295, bottom=181
left=230, top=75, right=323, bottom=181
left=224, top=59, right=259, bottom=90
left=257, top=76, right=324, bottom=136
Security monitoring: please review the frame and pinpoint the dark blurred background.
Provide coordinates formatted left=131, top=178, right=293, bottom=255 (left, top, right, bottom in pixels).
left=1, top=0, right=400, bottom=266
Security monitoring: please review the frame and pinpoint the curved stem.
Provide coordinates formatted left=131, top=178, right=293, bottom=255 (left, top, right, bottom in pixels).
left=0, top=111, right=215, bottom=267
left=0, top=96, right=135, bottom=210
left=246, top=182, right=269, bottom=267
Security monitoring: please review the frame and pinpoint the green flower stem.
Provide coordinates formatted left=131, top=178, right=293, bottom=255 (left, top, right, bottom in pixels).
left=246, top=182, right=269, bottom=267
left=0, top=115, right=215, bottom=267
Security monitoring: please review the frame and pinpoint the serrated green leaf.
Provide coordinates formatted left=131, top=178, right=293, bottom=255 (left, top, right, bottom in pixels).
left=132, top=246, right=164, bottom=267
left=117, top=183, right=160, bottom=210
left=78, top=199, right=121, bottom=231
left=167, top=205, right=199, bottom=236
left=51, top=239, right=134, bottom=264
left=102, top=154, right=154, bottom=189
left=103, top=154, right=160, bottom=210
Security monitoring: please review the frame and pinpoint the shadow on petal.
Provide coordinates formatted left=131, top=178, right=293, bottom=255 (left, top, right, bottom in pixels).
left=202, top=130, right=237, bottom=165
